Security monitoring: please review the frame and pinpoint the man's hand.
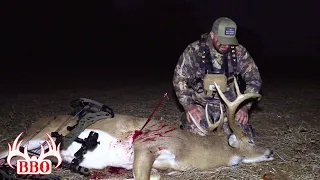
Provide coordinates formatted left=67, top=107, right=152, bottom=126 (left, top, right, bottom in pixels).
left=236, top=106, right=249, bottom=125
left=185, top=104, right=204, bottom=123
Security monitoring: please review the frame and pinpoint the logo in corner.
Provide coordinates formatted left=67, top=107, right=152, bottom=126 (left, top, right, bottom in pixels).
left=6, top=132, right=62, bottom=175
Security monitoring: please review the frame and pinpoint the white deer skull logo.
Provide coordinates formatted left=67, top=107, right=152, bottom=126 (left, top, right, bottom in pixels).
left=6, top=132, right=62, bottom=169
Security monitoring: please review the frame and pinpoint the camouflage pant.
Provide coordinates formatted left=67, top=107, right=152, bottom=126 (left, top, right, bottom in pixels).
left=179, top=103, right=256, bottom=138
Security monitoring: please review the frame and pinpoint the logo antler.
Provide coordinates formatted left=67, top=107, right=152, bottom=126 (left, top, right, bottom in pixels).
left=6, top=132, right=31, bottom=168
left=6, top=132, right=63, bottom=169
left=37, top=133, right=62, bottom=169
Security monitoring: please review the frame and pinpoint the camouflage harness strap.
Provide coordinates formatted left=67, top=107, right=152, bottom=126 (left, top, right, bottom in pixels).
left=188, top=33, right=240, bottom=94
left=199, top=32, right=238, bottom=76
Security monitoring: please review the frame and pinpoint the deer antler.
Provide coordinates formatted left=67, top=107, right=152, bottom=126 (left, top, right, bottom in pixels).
left=188, top=103, right=224, bottom=135
left=215, top=76, right=262, bottom=138
left=205, top=102, right=225, bottom=134
left=37, top=133, right=62, bottom=169
left=6, top=132, right=31, bottom=169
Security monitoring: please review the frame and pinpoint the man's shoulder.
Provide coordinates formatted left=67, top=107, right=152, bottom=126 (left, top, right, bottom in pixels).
left=235, top=44, right=254, bottom=63
left=181, top=39, right=201, bottom=55
left=184, top=33, right=209, bottom=51
left=236, top=43, right=246, bottom=50
left=236, top=44, right=249, bottom=54
left=187, top=40, right=201, bottom=49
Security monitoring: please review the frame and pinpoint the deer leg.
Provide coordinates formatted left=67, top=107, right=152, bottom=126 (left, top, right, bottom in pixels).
left=133, top=148, right=158, bottom=180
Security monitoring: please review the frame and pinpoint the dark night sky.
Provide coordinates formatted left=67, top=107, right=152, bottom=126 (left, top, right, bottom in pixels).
left=1, top=1, right=319, bottom=91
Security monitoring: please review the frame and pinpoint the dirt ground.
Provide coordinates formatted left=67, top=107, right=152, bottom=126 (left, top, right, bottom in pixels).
left=0, top=77, right=319, bottom=180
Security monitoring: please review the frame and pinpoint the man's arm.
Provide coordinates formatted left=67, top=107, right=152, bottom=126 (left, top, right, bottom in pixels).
left=237, top=46, right=263, bottom=110
left=172, top=45, right=197, bottom=110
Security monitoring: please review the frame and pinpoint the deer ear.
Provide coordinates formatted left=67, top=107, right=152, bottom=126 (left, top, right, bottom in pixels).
left=228, top=134, right=240, bottom=148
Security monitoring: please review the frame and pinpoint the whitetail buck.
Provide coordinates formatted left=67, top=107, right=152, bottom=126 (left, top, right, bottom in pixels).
left=0, top=79, right=274, bottom=180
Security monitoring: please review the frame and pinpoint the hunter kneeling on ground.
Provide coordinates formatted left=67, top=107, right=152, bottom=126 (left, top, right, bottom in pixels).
left=172, top=17, right=262, bottom=137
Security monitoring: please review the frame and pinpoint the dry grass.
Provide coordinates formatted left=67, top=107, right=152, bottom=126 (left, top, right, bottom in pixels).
left=0, top=79, right=319, bottom=180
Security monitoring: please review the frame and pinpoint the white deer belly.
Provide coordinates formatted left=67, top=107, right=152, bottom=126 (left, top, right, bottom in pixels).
left=1, top=129, right=178, bottom=171
left=60, top=129, right=134, bottom=169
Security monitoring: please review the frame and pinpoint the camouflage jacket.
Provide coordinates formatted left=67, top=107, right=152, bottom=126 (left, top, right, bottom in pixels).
left=172, top=35, right=262, bottom=111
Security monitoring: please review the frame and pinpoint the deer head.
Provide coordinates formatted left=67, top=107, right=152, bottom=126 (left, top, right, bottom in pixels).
left=188, top=76, right=274, bottom=162
left=214, top=76, right=274, bottom=163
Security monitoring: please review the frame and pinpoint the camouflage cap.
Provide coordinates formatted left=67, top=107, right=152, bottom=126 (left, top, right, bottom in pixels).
left=212, top=17, right=238, bottom=45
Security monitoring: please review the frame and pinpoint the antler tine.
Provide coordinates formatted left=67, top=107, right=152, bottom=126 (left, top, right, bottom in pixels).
left=204, top=103, right=224, bottom=134
left=187, top=103, right=224, bottom=136
left=232, top=76, right=262, bottom=103
left=188, top=111, right=209, bottom=135
left=216, top=103, right=225, bottom=135
left=214, top=83, right=232, bottom=107
left=214, top=78, right=262, bottom=138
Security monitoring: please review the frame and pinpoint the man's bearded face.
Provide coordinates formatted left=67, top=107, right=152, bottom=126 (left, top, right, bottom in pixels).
left=211, top=32, right=230, bottom=54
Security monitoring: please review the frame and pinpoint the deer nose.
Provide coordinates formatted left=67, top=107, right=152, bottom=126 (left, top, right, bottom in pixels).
left=265, top=149, right=274, bottom=158
left=270, top=150, right=274, bottom=156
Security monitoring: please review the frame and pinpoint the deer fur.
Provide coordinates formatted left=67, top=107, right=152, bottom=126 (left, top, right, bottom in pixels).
left=0, top=79, right=274, bottom=180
